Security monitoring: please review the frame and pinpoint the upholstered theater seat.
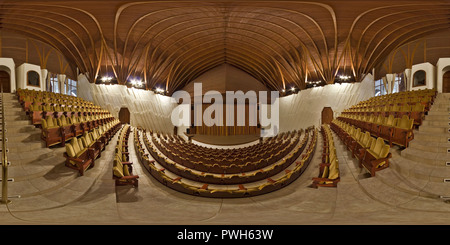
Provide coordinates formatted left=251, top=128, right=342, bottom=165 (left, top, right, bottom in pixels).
left=64, top=137, right=94, bottom=176
left=360, top=137, right=391, bottom=176
left=41, top=116, right=63, bottom=147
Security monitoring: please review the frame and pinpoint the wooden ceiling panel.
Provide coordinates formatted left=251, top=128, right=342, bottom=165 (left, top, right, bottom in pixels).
left=0, top=0, right=448, bottom=94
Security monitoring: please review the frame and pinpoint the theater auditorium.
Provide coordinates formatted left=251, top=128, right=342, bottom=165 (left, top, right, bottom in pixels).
left=0, top=0, right=448, bottom=227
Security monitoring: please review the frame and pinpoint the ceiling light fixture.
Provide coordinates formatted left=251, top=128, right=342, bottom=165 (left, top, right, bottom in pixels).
left=339, top=75, right=351, bottom=80
left=155, top=87, right=165, bottom=94
left=101, top=76, right=113, bottom=83
left=130, top=78, right=143, bottom=87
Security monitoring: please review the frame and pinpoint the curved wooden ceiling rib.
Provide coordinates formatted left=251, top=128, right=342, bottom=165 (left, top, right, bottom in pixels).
left=348, top=2, right=450, bottom=80
left=164, top=43, right=270, bottom=91
left=140, top=24, right=296, bottom=90
left=111, top=2, right=338, bottom=90
left=0, top=1, right=449, bottom=93
left=171, top=46, right=282, bottom=92
left=367, top=23, right=450, bottom=73
left=0, top=2, right=105, bottom=79
left=166, top=44, right=275, bottom=92
left=2, top=16, right=89, bottom=72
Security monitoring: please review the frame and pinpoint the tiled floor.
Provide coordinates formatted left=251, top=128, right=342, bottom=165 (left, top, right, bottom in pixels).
left=1, top=128, right=450, bottom=225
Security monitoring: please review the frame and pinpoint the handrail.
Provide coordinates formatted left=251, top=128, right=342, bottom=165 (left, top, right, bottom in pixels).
left=0, top=86, right=19, bottom=204
left=0, top=85, right=9, bottom=204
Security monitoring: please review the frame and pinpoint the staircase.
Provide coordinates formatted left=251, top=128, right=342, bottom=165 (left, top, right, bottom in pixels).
left=386, top=93, right=450, bottom=198
left=0, top=93, right=84, bottom=201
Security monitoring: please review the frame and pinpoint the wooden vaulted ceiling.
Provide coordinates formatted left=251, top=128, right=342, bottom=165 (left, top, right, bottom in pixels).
left=0, top=0, right=449, bottom=94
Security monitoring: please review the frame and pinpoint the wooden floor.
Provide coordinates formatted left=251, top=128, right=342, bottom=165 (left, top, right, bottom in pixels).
left=189, top=134, right=260, bottom=145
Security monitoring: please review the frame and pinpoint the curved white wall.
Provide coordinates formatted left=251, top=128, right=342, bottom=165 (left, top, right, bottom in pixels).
left=0, top=58, right=16, bottom=93
left=437, top=58, right=450, bottom=93
left=78, top=73, right=374, bottom=135
left=77, top=74, right=177, bottom=134
left=409, top=62, right=436, bottom=91
left=16, top=63, right=44, bottom=91
left=278, top=74, right=374, bottom=132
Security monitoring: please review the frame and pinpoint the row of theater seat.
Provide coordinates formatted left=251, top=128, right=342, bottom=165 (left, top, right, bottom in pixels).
left=27, top=103, right=109, bottom=125
left=63, top=119, right=121, bottom=176
left=15, top=89, right=117, bottom=148
left=145, top=130, right=308, bottom=185
left=18, top=88, right=101, bottom=109
left=17, top=89, right=109, bottom=126
left=152, top=131, right=301, bottom=174
left=337, top=114, right=414, bottom=147
left=331, top=119, right=392, bottom=176
left=342, top=103, right=425, bottom=126
left=349, top=88, right=436, bottom=110
left=113, top=124, right=139, bottom=187
left=312, top=124, right=340, bottom=187
left=41, top=114, right=116, bottom=147
left=342, top=88, right=436, bottom=126
left=135, top=127, right=318, bottom=198
left=156, top=130, right=300, bottom=160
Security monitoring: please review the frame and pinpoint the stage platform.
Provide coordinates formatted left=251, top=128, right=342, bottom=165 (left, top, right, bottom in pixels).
left=188, top=134, right=260, bottom=146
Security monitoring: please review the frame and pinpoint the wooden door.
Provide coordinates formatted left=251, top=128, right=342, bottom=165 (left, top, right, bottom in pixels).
left=321, top=107, right=333, bottom=125
left=443, top=71, right=450, bottom=93
left=0, top=71, right=10, bottom=93
left=118, top=107, right=130, bottom=124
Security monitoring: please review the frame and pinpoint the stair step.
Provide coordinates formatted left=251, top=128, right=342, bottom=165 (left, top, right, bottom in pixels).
left=9, top=154, right=67, bottom=181
left=2, top=141, right=46, bottom=152
left=375, top=168, right=437, bottom=198
left=3, top=120, right=31, bottom=126
left=2, top=114, right=30, bottom=121
left=408, top=141, right=450, bottom=153
left=0, top=133, right=41, bottom=144
left=413, top=131, right=449, bottom=143
left=8, top=147, right=55, bottom=163
left=400, top=148, right=448, bottom=166
left=427, top=110, right=450, bottom=116
left=431, top=103, right=450, bottom=109
left=1, top=102, right=23, bottom=108
left=9, top=164, right=81, bottom=199
left=3, top=107, right=25, bottom=112
left=421, top=120, right=450, bottom=127
left=359, top=175, right=421, bottom=205
left=423, top=114, right=450, bottom=121
left=390, top=156, right=450, bottom=197
left=391, top=151, right=450, bottom=180
left=3, top=110, right=26, bottom=116
left=418, top=126, right=450, bottom=134
left=3, top=124, right=37, bottom=132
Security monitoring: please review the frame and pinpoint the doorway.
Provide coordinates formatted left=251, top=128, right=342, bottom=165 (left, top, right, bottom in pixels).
left=321, top=107, right=334, bottom=125
left=0, top=71, right=10, bottom=93
left=443, top=71, right=450, bottom=93
left=118, top=107, right=130, bottom=124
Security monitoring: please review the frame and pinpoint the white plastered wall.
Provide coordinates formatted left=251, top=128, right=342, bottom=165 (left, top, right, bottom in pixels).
left=436, top=58, right=450, bottom=93
left=78, top=73, right=374, bottom=135
left=278, top=74, right=374, bottom=133
left=409, top=62, right=436, bottom=91
left=77, top=74, right=177, bottom=134
left=0, top=58, right=16, bottom=93
left=385, top=74, right=395, bottom=94
left=16, top=63, right=44, bottom=91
